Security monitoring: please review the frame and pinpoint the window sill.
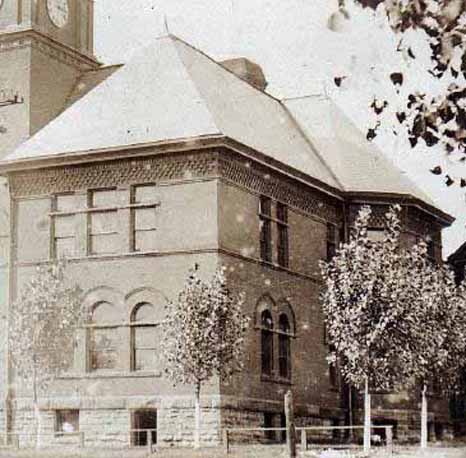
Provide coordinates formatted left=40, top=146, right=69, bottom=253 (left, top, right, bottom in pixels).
left=260, top=375, right=293, bottom=385
left=59, top=371, right=163, bottom=380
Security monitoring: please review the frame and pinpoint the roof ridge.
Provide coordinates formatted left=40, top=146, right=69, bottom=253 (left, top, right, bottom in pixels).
left=167, top=34, right=283, bottom=105
left=280, top=100, right=346, bottom=191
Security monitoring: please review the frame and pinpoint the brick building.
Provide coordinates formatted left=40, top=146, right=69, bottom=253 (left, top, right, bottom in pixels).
left=0, top=0, right=455, bottom=448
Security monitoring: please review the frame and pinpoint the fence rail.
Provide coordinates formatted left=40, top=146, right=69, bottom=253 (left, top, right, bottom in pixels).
left=223, top=425, right=394, bottom=456
left=0, top=429, right=157, bottom=452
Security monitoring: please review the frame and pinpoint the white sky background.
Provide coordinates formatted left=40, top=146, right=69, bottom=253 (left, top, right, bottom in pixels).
left=93, top=0, right=466, bottom=257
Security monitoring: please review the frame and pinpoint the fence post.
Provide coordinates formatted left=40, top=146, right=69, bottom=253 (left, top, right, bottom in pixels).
left=223, top=429, right=230, bottom=454
left=79, top=432, right=85, bottom=448
left=386, top=426, right=393, bottom=456
left=300, top=429, right=307, bottom=451
left=14, top=434, right=19, bottom=449
left=285, top=390, right=296, bottom=458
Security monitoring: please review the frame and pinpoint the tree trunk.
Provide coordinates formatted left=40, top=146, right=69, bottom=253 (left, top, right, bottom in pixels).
left=421, top=384, right=428, bottom=449
left=348, top=383, right=354, bottom=442
left=194, top=382, right=201, bottom=449
left=32, top=363, right=41, bottom=449
left=363, top=377, right=371, bottom=453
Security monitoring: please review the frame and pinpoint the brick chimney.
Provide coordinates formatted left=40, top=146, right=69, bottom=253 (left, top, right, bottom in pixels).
left=220, top=58, right=268, bottom=91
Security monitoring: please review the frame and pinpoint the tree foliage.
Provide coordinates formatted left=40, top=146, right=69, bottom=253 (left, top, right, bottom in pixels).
left=9, top=260, right=83, bottom=395
left=321, top=204, right=466, bottom=393
left=336, top=0, right=466, bottom=183
left=163, top=266, right=249, bottom=388
left=321, top=205, right=416, bottom=391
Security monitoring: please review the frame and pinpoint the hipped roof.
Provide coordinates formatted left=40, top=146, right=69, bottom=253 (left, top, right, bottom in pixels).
left=3, top=35, right=451, bottom=223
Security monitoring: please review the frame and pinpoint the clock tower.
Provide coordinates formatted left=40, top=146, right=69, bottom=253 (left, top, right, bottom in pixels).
left=0, top=0, right=99, bottom=158
left=0, top=0, right=100, bottom=436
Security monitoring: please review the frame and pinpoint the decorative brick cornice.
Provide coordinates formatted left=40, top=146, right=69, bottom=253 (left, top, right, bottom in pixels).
left=219, top=154, right=341, bottom=224
left=10, top=149, right=342, bottom=224
left=0, top=29, right=99, bottom=71
left=9, top=151, right=219, bottom=197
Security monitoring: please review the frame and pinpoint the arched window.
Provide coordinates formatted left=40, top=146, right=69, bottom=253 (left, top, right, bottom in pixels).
left=278, top=314, right=291, bottom=379
left=89, top=301, right=118, bottom=371
left=131, top=302, right=158, bottom=371
left=261, top=310, right=274, bottom=376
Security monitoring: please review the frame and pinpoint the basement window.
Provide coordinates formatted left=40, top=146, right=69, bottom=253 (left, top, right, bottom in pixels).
left=55, top=410, right=79, bottom=434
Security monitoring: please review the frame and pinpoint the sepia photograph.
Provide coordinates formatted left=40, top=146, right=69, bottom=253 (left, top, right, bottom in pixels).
left=1, top=0, right=466, bottom=457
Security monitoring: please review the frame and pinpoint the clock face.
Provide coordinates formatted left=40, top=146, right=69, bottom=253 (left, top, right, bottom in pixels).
left=47, top=0, right=69, bottom=28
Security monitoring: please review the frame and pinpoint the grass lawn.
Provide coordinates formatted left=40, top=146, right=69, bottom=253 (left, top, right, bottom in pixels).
left=0, top=444, right=465, bottom=458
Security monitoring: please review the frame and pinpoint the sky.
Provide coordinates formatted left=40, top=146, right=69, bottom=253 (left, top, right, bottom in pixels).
left=93, top=0, right=466, bottom=257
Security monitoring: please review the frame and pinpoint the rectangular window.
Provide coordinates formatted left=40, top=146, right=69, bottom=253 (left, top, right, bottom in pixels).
left=132, top=410, right=157, bottom=446
left=52, top=194, right=78, bottom=259
left=276, top=202, right=289, bottom=268
left=259, top=196, right=272, bottom=263
left=88, top=189, right=118, bottom=255
left=263, top=412, right=276, bottom=442
left=326, top=224, right=337, bottom=262
left=55, top=410, right=79, bottom=433
left=133, top=326, right=158, bottom=371
left=131, top=184, right=158, bottom=252
left=367, top=228, right=385, bottom=243
left=328, top=344, right=339, bottom=389
left=427, top=238, right=436, bottom=261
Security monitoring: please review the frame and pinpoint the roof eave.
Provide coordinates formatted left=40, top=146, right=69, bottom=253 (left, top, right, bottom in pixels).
left=345, top=191, right=455, bottom=227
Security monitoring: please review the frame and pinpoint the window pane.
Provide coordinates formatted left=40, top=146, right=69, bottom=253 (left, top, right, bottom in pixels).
left=90, top=328, right=118, bottom=370
left=91, top=328, right=116, bottom=350
left=135, top=326, right=156, bottom=348
left=56, top=195, right=78, bottom=212
left=134, top=185, right=157, bottom=204
left=92, top=189, right=117, bottom=207
left=55, top=238, right=75, bottom=258
left=260, top=219, right=272, bottom=262
left=91, top=350, right=118, bottom=370
left=277, top=224, right=288, bottom=268
left=90, top=212, right=117, bottom=234
left=134, top=349, right=157, bottom=371
left=55, top=215, right=75, bottom=237
left=92, top=302, right=116, bottom=323
left=279, top=334, right=291, bottom=379
left=259, top=196, right=272, bottom=216
left=133, top=303, right=154, bottom=322
left=56, top=410, right=79, bottom=433
left=134, top=231, right=156, bottom=252
left=135, top=208, right=156, bottom=230
left=90, top=233, right=118, bottom=255
left=276, top=203, right=288, bottom=223
left=261, top=330, right=273, bottom=376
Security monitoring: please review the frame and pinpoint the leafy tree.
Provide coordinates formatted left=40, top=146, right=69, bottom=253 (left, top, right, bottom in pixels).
left=163, top=266, right=249, bottom=448
left=404, top=242, right=466, bottom=447
left=9, top=260, right=83, bottom=447
left=321, top=204, right=466, bottom=449
left=320, top=205, right=417, bottom=452
left=332, top=0, right=466, bottom=185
